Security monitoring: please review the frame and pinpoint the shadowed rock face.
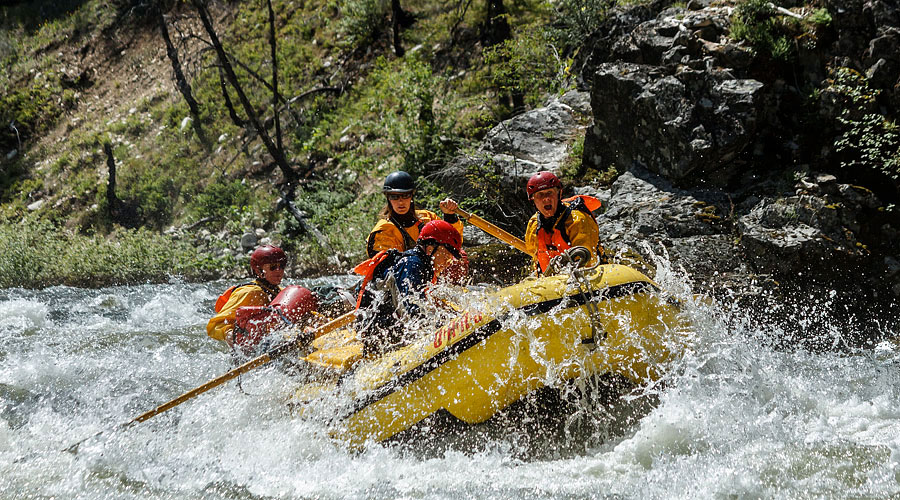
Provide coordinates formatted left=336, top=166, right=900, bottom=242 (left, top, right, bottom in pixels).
left=585, top=62, right=764, bottom=182
left=437, top=1, right=900, bottom=338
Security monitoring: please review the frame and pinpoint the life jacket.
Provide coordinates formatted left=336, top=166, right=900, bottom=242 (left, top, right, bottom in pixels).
left=535, top=195, right=603, bottom=273
left=214, top=282, right=254, bottom=313
left=227, top=285, right=319, bottom=352
left=353, top=249, right=403, bottom=309
left=391, top=217, right=423, bottom=252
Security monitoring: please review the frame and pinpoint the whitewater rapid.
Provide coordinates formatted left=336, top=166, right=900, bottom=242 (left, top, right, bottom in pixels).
left=1, top=269, right=898, bottom=499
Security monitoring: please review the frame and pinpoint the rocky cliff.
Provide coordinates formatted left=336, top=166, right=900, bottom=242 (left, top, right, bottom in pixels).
left=439, top=0, right=900, bottom=343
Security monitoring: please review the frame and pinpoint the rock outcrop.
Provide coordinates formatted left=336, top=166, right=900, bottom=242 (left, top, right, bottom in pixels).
left=438, top=0, right=900, bottom=340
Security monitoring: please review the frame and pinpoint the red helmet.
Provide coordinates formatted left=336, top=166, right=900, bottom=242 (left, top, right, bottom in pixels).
left=418, top=220, right=462, bottom=258
left=526, top=171, right=562, bottom=198
left=250, top=245, right=287, bottom=276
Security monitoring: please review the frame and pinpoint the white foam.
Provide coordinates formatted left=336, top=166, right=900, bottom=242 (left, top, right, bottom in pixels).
left=0, top=299, right=49, bottom=333
left=128, top=292, right=205, bottom=331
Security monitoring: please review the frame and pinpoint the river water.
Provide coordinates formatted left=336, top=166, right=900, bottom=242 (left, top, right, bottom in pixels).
left=1, top=264, right=899, bottom=499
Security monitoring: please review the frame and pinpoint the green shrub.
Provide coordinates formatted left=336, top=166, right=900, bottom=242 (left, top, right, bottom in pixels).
left=730, top=0, right=793, bottom=61
left=307, top=53, right=464, bottom=177
left=283, top=177, right=379, bottom=263
left=0, top=84, right=59, bottom=151
left=0, top=218, right=228, bottom=288
left=186, top=179, right=252, bottom=220
left=117, top=160, right=180, bottom=226
left=807, top=8, right=832, bottom=27
left=548, top=0, right=615, bottom=49
left=484, top=23, right=572, bottom=108
left=830, top=69, right=900, bottom=183
left=560, top=133, right=585, bottom=179
left=337, top=0, right=389, bottom=51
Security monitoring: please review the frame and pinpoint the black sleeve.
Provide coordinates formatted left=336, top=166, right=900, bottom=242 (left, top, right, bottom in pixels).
left=366, top=231, right=379, bottom=258
left=442, top=213, right=459, bottom=224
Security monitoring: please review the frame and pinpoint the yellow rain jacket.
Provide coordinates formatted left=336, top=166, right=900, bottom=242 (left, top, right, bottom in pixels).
left=524, top=198, right=602, bottom=274
left=206, top=281, right=281, bottom=342
left=366, top=209, right=464, bottom=258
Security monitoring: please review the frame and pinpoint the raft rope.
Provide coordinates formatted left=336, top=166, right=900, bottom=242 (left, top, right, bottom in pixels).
left=550, top=246, right=606, bottom=343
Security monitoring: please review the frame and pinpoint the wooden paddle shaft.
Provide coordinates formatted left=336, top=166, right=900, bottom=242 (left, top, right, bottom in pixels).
left=456, top=208, right=531, bottom=255
left=128, top=353, right=274, bottom=425
left=64, top=310, right=356, bottom=452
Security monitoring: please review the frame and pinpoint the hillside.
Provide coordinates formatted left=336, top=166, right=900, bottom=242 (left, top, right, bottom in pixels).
left=2, top=0, right=899, bottom=318
left=1, top=0, right=585, bottom=286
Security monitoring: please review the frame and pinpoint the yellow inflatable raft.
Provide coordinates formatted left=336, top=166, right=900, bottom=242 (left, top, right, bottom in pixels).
left=291, top=264, right=692, bottom=446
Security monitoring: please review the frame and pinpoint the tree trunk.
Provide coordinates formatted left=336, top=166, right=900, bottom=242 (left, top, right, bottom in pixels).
left=191, top=0, right=297, bottom=184
left=266, top=0, right=284, bottom=155
left=482, top=0, right=510, bottom=47
left=218, top=68, right=245, bottom=128
left=103, top=142, right=119, bottom=218
left=482, top=0, right=522, bottom=111
left=157, top=3, right=211, bottom=150
left=391, top=0, right=406, bottom=57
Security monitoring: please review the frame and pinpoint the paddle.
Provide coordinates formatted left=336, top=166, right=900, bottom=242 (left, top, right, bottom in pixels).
left=63, top=310, right=356, bottom=453
left=455, top=207, right=531, bottom=255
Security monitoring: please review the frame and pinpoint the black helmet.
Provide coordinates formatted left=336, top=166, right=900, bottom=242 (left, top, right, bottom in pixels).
left=383, top=171, right=416, bottom=194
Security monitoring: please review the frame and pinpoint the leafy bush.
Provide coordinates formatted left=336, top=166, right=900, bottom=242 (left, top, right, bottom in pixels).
left=307, top=53, right=463, bottom=177
left=116, top=160, right=180, bottom=227
left=283, top=177, right=381, bottom=266
left=0, top=218, right=228, bottom=288
left=730, top=0, right=792, bottom=61
left=186, top=179, right=252, bottom=221
left=548, top=0, right=615, bottom=49
left=830, top=68, right=900, bottom=184
left=0, top=84, right=59, bottom=152
left=484, top=23, right=572, bottom=109
left=336, top=0, right=388, bottom=51
left=807, top=7, right=832, bottom=27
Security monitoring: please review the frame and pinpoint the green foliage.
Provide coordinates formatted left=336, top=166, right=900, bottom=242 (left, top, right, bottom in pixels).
left=730, top=0, right=793, bottom=61
left=484, top=23, right=573, bottom=108
left=560, top=133, right=585, bottom=179
left=336, top=0, right=388, bottom=51
left=807, top=8, right=832, bottom=27
left=830, top=69, right=900, bottom=183
left=186, top=179, right=252, bottom=220
left=108, top=113, right=150, bottom=137
left=0, top=83, right=59, bottom=151
left=462, top=154, right=505, bottom=209
left=560, top=133, right=619, bottom=186
left=0, top=217, right=227, bottom=288
left=548, top=0, right=615, bottom=49
left=307, top=53, right=465, bottom=177
left=117, top=159, right=180, bottom=227
left=0, top=156, right=29, bottom=203
left=284, top=177, right=380, bottom=265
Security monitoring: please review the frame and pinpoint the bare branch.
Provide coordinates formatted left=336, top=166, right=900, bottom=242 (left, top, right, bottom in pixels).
left=157, top=1, right=211, bottom=150
left=450, top=0, right=475, bottom=41
left=267, top=0, right=284, bottom=155
left=192, top=0, right=296, bottom=183
left=218, top=67, right=246, bottom=128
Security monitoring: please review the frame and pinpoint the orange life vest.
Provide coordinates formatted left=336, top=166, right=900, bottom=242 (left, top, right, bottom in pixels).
left=353, top=249, right=402, bottom=309
left=214, top=282, right=254, bottom=313
left=534, top=195, right=602, bottom=273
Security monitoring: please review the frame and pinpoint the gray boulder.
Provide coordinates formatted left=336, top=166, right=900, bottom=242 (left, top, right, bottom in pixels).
left=584, top=62, right=764, bottom=183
